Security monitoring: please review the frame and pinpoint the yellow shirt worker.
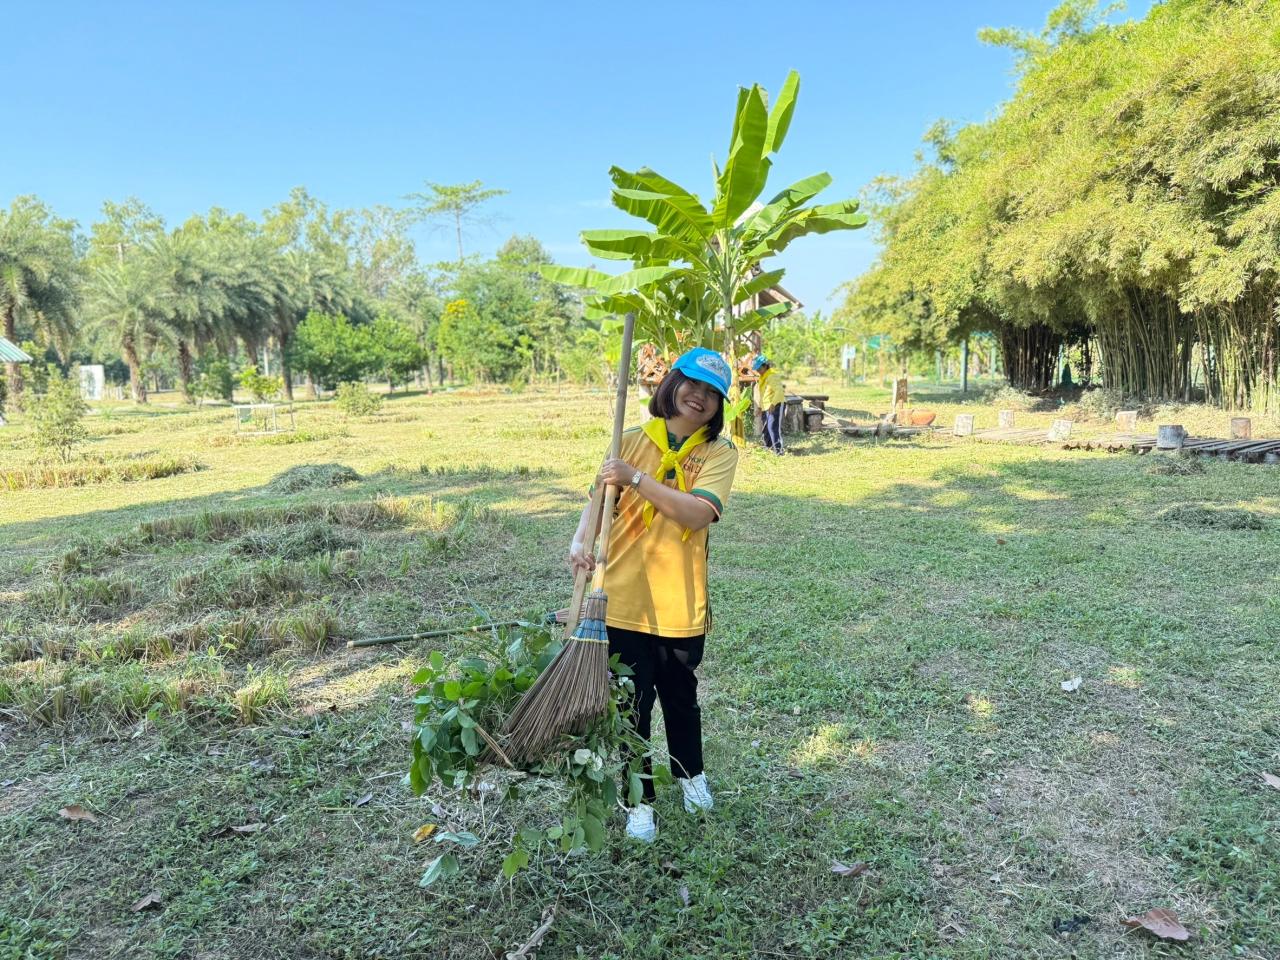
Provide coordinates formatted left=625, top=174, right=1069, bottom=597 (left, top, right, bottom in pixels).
left=568, top=348, right=738, bottom=844
left=751, top=355, right=785, bottom=454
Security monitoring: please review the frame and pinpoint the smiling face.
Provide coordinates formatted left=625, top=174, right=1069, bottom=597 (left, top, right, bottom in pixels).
left=674, top=377, right=719, bottom=428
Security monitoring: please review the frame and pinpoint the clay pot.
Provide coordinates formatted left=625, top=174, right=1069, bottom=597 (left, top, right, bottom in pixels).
left=908, top=410, right=937, bottom=426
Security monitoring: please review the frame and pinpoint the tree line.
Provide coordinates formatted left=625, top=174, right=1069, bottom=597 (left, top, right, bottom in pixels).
left=0, top=182, right=604, bottom=407
left=842, top=0, right=1280, bottom=411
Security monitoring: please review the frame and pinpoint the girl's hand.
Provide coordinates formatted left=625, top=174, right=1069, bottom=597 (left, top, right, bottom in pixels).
left=598, top=458, right=636, bottom=488
left=568, top=539, right=596, bottom=575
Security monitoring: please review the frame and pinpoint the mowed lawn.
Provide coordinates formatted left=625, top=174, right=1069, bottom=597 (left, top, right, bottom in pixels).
left=1, top=382, right=1278, bottom=960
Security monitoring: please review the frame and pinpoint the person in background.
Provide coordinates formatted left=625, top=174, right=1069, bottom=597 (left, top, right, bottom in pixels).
left=752, top=355, right=785, bottom=455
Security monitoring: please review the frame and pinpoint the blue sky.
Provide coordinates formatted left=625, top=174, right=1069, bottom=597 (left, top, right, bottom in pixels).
left=5, top=1, right=1152, bottom=309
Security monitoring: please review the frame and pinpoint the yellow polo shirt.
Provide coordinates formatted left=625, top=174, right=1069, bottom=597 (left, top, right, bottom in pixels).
left=591, top=422, right=738, bottom=637
left=754, top=368, right=784, bottom=408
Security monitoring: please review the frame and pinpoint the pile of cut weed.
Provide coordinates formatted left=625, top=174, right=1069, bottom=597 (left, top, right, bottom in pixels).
left=0, top=454, right=202, bottom=490
left=1159, top=503, right=1267, bottom=530
left=1147, top=452, right=1207, bottom=476
left=268, top=463, right=361, bottom=493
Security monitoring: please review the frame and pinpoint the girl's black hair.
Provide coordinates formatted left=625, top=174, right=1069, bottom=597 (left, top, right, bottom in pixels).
left=649, top=370, right=724, bottom=443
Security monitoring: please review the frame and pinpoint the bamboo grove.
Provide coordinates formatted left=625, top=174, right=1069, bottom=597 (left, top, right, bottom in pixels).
left=844, top=0, right=1280, bottom=411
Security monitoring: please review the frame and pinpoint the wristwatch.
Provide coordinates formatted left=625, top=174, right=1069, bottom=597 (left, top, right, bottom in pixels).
left=629, top=469, right=644, bottom=491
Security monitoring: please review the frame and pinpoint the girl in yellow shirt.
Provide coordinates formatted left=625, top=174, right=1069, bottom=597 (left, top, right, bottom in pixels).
left=569, top=348, right=739, bottom=842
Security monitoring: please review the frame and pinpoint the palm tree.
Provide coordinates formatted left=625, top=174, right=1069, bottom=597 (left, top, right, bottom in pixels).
left=269, top=249, right=367, bottom=401
left=85, top=260, right=167, bottom=403
left=0, top=197, right=79, bottom=399
left=146, top=228, right=232, bottom=403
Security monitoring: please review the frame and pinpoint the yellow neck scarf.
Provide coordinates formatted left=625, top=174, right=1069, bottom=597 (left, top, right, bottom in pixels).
left=640, top=418, right=708, bottom=541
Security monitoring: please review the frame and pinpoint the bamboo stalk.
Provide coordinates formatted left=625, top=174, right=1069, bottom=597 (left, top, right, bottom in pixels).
left=346, top=620, right=528, bottom=649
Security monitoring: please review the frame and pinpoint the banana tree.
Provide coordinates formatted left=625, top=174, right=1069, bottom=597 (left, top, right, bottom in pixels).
left=543, top=71, right=867, bottom=439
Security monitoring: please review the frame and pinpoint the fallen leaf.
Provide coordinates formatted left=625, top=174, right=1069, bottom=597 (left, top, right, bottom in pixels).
left=353, top=792, right=373, bottom=807
left=831, top=860, right=870, bottom=878
left=787, top=768, right=804, bottom=779
left=791, top=706, right=801, bottom=716
left=1122, top=908, right=1190, bottom=942
left=1261, top=772, right=1280, bottom=791
left=413, top=824, right=436, bottom=843
left=59, top=805, right=98, bottom=823
left=660, top=859, right=683, bottom=877
left=130, top=891, right=163, bottom=912
left=996, top=538, right=1007, bottom=545
left=1061, top=676, right=1083, bottom=693
left=679, top=884, right=690, bottom=907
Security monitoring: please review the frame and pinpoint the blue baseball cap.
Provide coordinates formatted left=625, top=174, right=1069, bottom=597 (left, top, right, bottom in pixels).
left=671, top=347, right=732, bottom=398
left=751, top=355, right=770, bottom=371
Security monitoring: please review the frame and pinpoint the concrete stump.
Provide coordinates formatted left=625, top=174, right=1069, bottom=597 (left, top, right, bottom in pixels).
left=998, top=410, right=1016, bottom=429
left=782, top=397, right=805, bottom=434
left=1115, top=410, right=1138, bottom=432
left=1048, top=419, right=1074, bottom=441
left=1230, top=417, right=1252, bottom=440
left=1156, top=424, right=1186, bottom=450
left=953, top=414, right=975, bottom=437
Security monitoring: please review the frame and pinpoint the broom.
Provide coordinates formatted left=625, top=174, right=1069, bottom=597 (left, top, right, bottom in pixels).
left=499, top=311, right=636, bottom=765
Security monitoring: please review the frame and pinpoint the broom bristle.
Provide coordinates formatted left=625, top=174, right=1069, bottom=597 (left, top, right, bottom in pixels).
left=499, top=589, right=612, bottom=765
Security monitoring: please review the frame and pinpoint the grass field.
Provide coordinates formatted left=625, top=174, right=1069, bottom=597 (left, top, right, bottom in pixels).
left=2, top=380, right=1278, bottom=959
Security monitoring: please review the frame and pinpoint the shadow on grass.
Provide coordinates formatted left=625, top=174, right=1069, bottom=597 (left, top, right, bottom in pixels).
left=2, top=442, right=1278, bottom=958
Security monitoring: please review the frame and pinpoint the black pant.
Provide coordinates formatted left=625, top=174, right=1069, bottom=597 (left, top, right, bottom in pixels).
left=608, top=626, right=705, bottom=802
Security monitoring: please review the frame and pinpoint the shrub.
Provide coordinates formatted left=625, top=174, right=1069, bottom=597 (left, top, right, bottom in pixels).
left=194, top=359, right=235, bottom=404
left=334, top=382, right=382, bottom=417
left=237, top=365, right=283, bottom=403
left=26, top=366, right=88, bottom=463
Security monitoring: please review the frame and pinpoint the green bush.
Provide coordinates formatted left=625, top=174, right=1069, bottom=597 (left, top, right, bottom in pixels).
left=194, top=359, right=235, bottom=404
left=237, top=365, right=283, bottom=403
left=27, top=365, right=88, bottom=463
left=410, top=625, right=656, bottom=887
left=334, top=382, right=382, bottom=417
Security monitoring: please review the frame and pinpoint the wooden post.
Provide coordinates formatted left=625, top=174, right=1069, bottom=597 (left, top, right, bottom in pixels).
left=1115, top=410, right=1138, bottom=432
left=998, top=410, right=1016, bottom=429
left=953, top=414, right=975, bottom=437
left=1230, top=417, right=1252, bottom=440
left=961, top=339, right=970, bottom=394
left=1156, top=425, right=1185, bottom=450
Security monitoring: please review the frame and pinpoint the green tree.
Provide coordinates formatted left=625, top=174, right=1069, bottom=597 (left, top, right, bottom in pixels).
left=27, top=364, right=88, bottom=463
left=84, top=260, right=167, bottom=403
left=0, top=197, right=80, bottom=401
left=542, top=71, right=867, bottom=438
left=367, top=315, right=426, bottom=390
left=404, top=180, right=508, bottom=264
left=289, top=312, right=375, bottom=390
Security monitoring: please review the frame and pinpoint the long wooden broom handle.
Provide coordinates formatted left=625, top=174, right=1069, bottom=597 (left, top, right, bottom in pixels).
left=595, top=311, right=636, bottom=567
left=565, top=312, right=636, bottom=639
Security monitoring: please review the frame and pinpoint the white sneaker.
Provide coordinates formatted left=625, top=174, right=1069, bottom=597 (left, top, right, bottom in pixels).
left=625, top=803, right=657, bottom=843
left=679, top=773, right=714, bottom=813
